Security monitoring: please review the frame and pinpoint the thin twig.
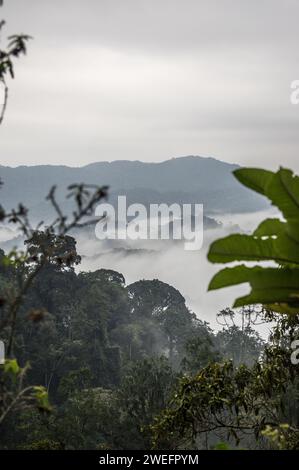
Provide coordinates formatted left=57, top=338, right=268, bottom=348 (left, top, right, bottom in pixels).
left=0, top=80, right=8, bottom=126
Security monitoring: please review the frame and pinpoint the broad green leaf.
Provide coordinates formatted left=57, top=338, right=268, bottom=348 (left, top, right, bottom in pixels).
left=250, top=267, right=299, bottom=292
left=207, top=234, right=299, bottom=265
left=208, top=265, right=263, bottom=290
left=233, top=168, right=274, bottom=196
left=286, top=219, right=299, bottom=244
left=233, top=290, right=299, bottom=309
left=233, top=268, right=299, bottom=308
left=267, top=168, right=299, bottom=220
left=253, top=218, right=285, bottom=237
left=273, top=233, right=299, bottom=265
left=208, top=166, right=299, bottom=314
left=210, top=265, right=299, bottom=307
left=208, top=234, right=274, bottom=263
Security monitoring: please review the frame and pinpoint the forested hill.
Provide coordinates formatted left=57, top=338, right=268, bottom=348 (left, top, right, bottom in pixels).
left=0, top=244, right=264, bottom=449
left=0, top=156, right=268, bottom=219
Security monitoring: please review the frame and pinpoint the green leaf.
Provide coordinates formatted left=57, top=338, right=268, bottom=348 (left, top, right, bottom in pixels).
left=253, top=218, right=285, bottom=237
left=233, top=168, right=274, bottom=196
left=233, top=267, right=299, bottom=308
left=4, top=358, right=20, bottom=375
left=267, top=168, right=299, bottom=220
left=208, top=265, right=263, bottom=291
left=209, top=265, right=299, bottom=310
left=33, top=386, right=52, bottom=412
left=208, top=234, right=278, bottom=264
left=213, top=441, right=231, bottom=450
left=285, top=219, right=299, bottom=244
left=208, top=233, right=299, bottom=266
left=273, top=233, right=299, bottom=265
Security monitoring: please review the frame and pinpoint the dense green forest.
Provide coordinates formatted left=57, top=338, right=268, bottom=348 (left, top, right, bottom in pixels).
left=1, top=235, right=298, bottom=450
left=0, top=240, right=267, bottom=449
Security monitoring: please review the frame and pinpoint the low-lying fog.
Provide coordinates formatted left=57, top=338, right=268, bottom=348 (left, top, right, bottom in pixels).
left=0, top=207, right=279, bottom=335
left=76, top=207, right=279, bottom=333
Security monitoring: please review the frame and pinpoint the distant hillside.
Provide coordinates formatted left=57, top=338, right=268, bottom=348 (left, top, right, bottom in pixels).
left=0, top=156, right=268, bottom=220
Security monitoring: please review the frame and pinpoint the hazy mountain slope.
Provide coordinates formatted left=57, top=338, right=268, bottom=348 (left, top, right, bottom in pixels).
left=0, top=156, right=268, bottom=219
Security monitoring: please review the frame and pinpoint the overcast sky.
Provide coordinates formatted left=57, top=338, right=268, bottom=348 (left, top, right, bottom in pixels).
left=1, top=0, right=299, bottom=169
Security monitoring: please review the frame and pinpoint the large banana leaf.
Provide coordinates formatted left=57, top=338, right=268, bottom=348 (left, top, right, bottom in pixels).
left=207, top=167, right=299, bottom=314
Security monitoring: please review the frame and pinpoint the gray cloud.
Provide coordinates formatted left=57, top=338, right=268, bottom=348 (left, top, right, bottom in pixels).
left=0, top=0, right=299, bottom=169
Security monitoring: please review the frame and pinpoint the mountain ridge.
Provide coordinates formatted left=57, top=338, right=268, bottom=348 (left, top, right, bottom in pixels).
left=0, top=155, right=267, bottom=218
left=0, top=155, right=238, bottom=170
